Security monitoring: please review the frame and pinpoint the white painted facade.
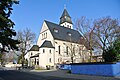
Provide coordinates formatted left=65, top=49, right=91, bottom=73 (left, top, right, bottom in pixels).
left=25, top=9, right=92, bottom=69
left=25, top=51, right=39, bottom=66
left=39, top=48, right=54, bottom=68
left=37, top=22, right=54, bottom=46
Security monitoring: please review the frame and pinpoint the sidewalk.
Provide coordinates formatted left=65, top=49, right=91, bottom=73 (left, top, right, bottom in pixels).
left=21, top=69, right=120, bottom=80
left=0, top=66, right=16, bottom=70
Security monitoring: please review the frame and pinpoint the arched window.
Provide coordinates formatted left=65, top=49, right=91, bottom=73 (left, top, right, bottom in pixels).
left=49, top=49, right=51, bottom=53
left=66, top=46, right=68, bottom=55
left=67, top=25, right=69, bottom=28
left=58, top=46, right=60, bottom=54
left=44, top=33, right=45, bottom=38
left=42, top=34, right=43, bottom=39
left=49, top=58, right=52, bottom=63
left=46, top=32, right=47, bottom=38
left=43, top=49, right=45, bottom=53
left=31, top=52, right=33, bottom=55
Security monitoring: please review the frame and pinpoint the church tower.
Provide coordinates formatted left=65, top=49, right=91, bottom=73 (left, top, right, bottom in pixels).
left=59, top=8, right=73, bottom=29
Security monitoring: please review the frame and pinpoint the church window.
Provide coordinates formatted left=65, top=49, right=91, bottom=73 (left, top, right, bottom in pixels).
left=66, top=46, right=68, bottom=55
left=58, top=46, right=60, bottom=54
left=55, top=42, right=57, bottom=44
left=49, top=49, right=51, bottom=53
left=44, top=33, right=45, bottom=38
left=58, top=58, right=59, bottom=62
left=67, top=25, right=69, bottom=28
left=37, top=61, right=39, bottom=65
left=49, top=58, right=52, bottom=63
left=54, top=29, right=58, bottom=33
left=31, top=52, right=33, bottom=55
left=46, top=32, right=47, bottom=38
left=68, top=33, right=71, bottom=36
left=35, top=58, right=36, bottom=65
left=43, top=49, right=45, bottom=53
left=63, top=43, right=65, bottom=45
left=42, top=34, right=43, bottom=39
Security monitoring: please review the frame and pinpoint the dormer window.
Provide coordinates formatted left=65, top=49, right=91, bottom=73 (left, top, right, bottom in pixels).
left=54, top=28, right=58, bottom=33
left=68, top=32, right=71, bottom=36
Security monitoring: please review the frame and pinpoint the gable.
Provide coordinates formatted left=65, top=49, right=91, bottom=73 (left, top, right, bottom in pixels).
left=37, top=21, right=54, bottom=46
left=40, top=21, right=49, bottom=33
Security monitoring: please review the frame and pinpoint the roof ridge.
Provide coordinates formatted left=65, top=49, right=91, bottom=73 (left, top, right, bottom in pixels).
left=44, top=20, right=77, bottom=32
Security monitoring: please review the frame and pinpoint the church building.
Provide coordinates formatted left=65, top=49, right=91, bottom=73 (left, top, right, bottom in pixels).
left=25, top=8, right=91, bottom=69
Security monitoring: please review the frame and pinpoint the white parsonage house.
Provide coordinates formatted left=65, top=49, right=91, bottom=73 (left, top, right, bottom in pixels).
left=25, top=9, right=92, bottom=69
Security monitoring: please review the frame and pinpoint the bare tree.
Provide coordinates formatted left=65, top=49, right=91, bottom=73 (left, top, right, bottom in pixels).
left=93, top=17, right=120, bottom=60
left=75, top=16, right=96, bottom=62
left=16, top=28, right=36, bottom=68
left=67, top=43, right=76, bottom=63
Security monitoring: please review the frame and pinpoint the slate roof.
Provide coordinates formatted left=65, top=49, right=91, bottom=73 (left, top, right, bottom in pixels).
left=60, top=9, right=71, bottom=18
left=45, top=20, right=82, bottom=43
left=30, top=53, right=39, bottom=58
left=29, top=45, right=39, bottom=51
left=60, top=9, right=72, bottom=24
left=40, top=40, right=55, bottom=48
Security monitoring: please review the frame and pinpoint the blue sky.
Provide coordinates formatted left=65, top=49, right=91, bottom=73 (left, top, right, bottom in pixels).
left=11, top=0, right=120, bottom=43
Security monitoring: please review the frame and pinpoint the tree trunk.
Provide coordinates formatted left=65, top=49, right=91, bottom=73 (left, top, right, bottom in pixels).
left=22, top=51, right=25, bottom=68
left=71, top=56, right=74, bottom=63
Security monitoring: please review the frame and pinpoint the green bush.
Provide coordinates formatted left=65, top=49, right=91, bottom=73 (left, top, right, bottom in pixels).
left=103, top=38, right=120, bottom=62
left=103, top=46, right=117, bottom=62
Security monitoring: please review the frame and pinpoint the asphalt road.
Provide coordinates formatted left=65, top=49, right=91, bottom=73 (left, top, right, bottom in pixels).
left=1, top=67, right=120, bottom=80
left=0, top=70, right=80, bottom=80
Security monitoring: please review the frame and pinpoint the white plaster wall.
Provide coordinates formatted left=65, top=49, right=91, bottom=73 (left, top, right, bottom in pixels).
left=37, top=21, right=54, bottom=47
left=54, top=39, right=90, bottom=63
left=37, top=21, right=55, bottom=68
left=24, top=51, right=30, bottom=66
left=39, top=48, right=54, bottom=68
left=25, top=51, right=39, bottom=66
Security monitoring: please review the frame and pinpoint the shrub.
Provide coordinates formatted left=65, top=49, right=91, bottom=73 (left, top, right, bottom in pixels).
left=103, top=38, right=120, bottom=62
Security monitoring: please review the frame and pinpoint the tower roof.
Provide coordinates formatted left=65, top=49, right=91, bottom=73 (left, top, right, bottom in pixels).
left=60, top=9, right=71, bottom=18
left=59, top=9, right=72, bottom=24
